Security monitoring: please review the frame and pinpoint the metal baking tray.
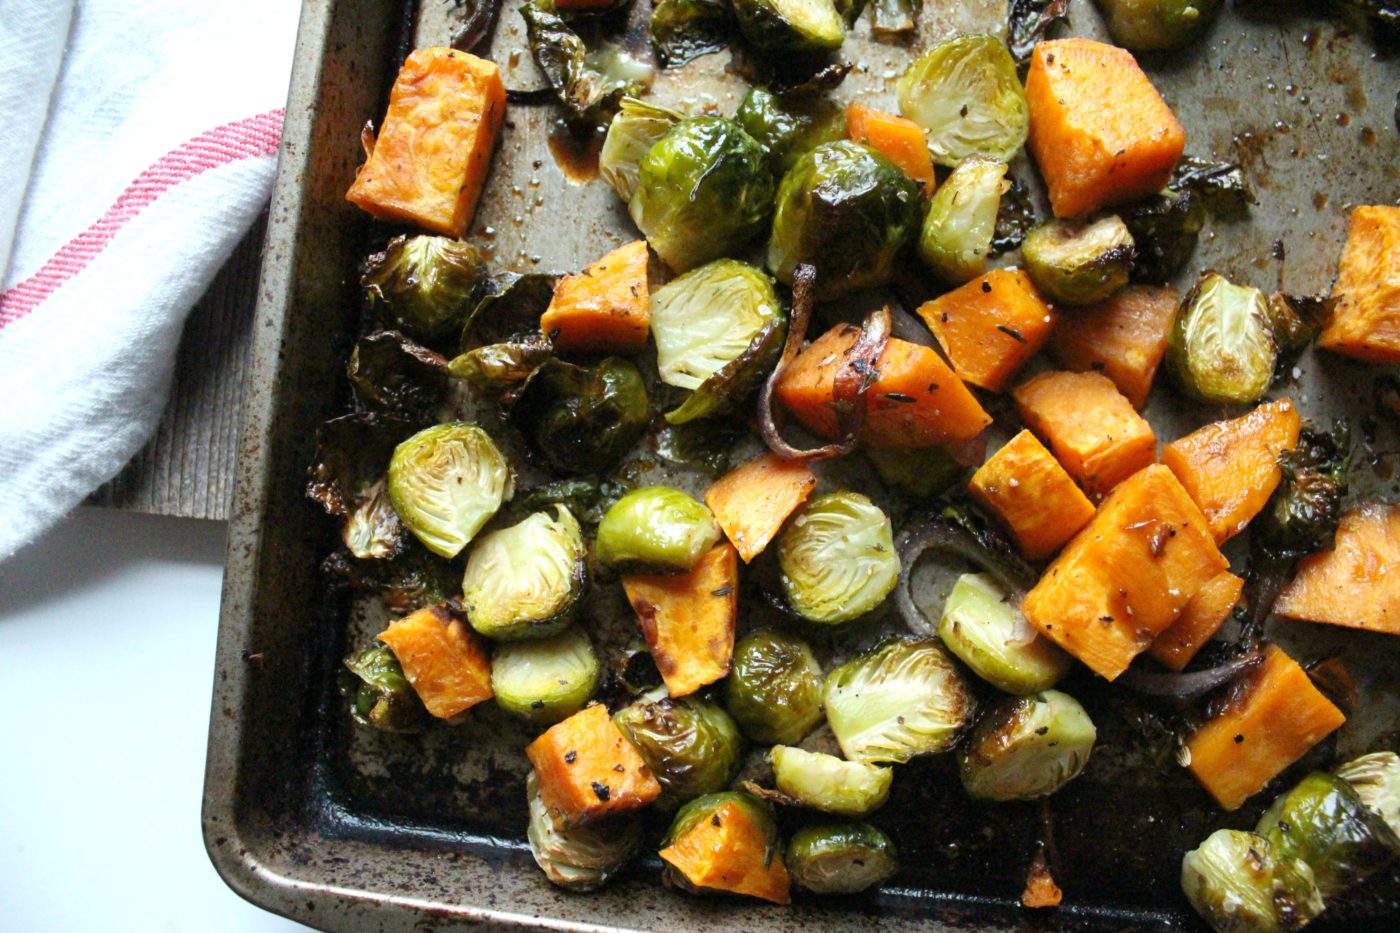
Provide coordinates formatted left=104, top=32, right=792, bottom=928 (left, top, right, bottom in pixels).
left=204, top=0, right=1400, bottom=929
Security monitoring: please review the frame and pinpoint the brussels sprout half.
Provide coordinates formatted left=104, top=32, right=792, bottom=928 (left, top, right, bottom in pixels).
left=918, top=157, right=1009, bottom=284
left=342, top=478, right=405, bottom=561
left=339, top=643, right=427, bottom=733
left=600, top=97, right=685, bottom=203
left=939, top=572, right=1071, bottom=696
left=595, top=486, right=723, bottom=574
left=650, top=258, right=784, bottom=391
left=666, top=315, right=786, bottom=424
left=1167, top=272, right=1277, bottom=406
left=777, top=492, right=900, bottom=624
left=491, top=627, right=601, bottom=724
left=732, top=0, right=846, bottom=53
left=1181, top=830, right=1323, bottom=933
left=824, top=637, right=975, bottom=764
left=770, top=746, right=893, bottom=817
left=1093, top=0, right=1222, bottom=51
left=527, top=770, right=641, bottom=891
left=630, top=116, right=774, bottom=273
left=725, top=629, right=825, bottom=745
left=614, top=691, right=745, bottom=810
left=958, top=691, right=1096, bottom=802
left=1336, top=751, right=1400, bottom=837
left=897, top=35, right=1029, bottom=167
left=362, top=235, right=485, bottom=342
left=387, top=422, right=514, bottom=559
left=735, top=87, right=847, bottom=176
left=513, top=357, right=650, bottom=477
left=786, top=822, right=898, bottom=894
left=461, top=506, right=586, bottom=640
left=1021, top=215, right=1136, bottom=306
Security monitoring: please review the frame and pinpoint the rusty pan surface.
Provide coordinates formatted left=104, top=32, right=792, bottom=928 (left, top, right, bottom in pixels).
left=205, top=0, right=1400, bottom=929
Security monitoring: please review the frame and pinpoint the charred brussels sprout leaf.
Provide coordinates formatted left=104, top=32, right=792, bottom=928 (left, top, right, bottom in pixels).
left=323, top=542, right=461, bottom=614
left=777, top=492, right=900, bottom=624
left=733, top=0, right=846, bottom=52
left=767, top=141, right=921, bottom=299
left=514, top=358, right=650, bottom=476
left=897, top=35, right=1029, bottom=167
left=1172, top=156, right=1254, bottom=218
left=599, top=97, right=684, bottom=202
left=1022, top=215, right=1136, bottom=306
left=992, top=177, right=1036, bottom=255
left=510, top=478, right=613, bottom=528
left=661, top=792, right=781, bottom=893
left=615, top=692, right=745, bottom=809
left=957, top=691, right=1096, bottom=801
left=492, top=627, right=600, bottom=723
left=939, top=572, right=1071, bottom=695
left=340, top=643, right=427, bottom=732
left=1008, top=0, right=1071, bottom=62
left=1094, top=0, right=1222, bottom=52
left=1255, top=422, right=1350, bottom=557
left=654, top=421, right=741, bottom=474
left=1167, top=272, right=1276, bottom=406
left=786, top=822, right=898, bottom=894
left=1266, top=293, right=1333, bottom=362
left=725, top=629, right=825, bottom=745
left=527, top=770, right=641, bottom=890
left=630, top=116, right=774, bottom=273
left=651, top=259, right=783, bottom=391
left=769, top=746, right=892, bottom=817
left=1182, top=830, right=1324, bottom=933
left=919, top=157, right=1009, bottom=284
left=521, top=2, right=653, bottom=128
left=461, top=273, right=560, bottom=350
left=461, top=506, right=586, bottom=640
left=613, top=637, right=665, bottom=695
left=1121, top=189, right=1204, bottom=285
left=363, top=235, right=485, bottom=343
left=447, top=332, right=554, bottom=389
left=342, top=478, right=406, bottom=561
left=735, top=87, right=846, bottom=175
left=347, top=331, right=449, bottom=419
left=650, top=0, right=735, bottom=67
left=387, top=422, right=514, bottom=559
left=308, top=412, right=415, bottom=560
left=823, top=637, right=975, bottom=763
left=1337, top=752, right=1400, bottom=837
left=595, top=486, right=722, bottom=573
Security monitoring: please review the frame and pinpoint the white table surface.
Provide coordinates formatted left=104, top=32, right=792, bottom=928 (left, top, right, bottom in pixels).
left=0, top=507, right=310, bottom=932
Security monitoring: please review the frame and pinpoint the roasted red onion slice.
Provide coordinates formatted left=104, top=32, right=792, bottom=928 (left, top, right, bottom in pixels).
left=1117, top=648, right=1265, bottom=699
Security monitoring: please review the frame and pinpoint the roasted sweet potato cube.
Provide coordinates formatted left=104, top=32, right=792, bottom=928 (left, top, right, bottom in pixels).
left=705, top=454, right=816, bottom=563
left=623, top=542, right=739, bottom=696
left=1319, top=206, right=1400, bottom=363
left=1048, top=285, right=1179, bottom=409
left=541, top=240, right=651, bottom=353
left=377, top=606, right=493, bottom=719
left=526, top=703, right=662, bottom=826
left=969, top=429, right=1095, bottom=561
left=1275, top=502, right=1400, bottom=635
left=846, top=102, right=935, bottom=194
left=1148, top=570, right=1244, bottom=672
left=916, top=269, right=1058, bottom=392
left=658, top=800, right=791, bottom=904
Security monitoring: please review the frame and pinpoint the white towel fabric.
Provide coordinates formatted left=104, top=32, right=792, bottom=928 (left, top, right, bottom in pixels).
left=0, top=0, right=300, bottom=561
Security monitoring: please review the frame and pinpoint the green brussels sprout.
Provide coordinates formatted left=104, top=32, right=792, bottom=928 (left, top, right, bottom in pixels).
left=594, top=486, right=722, bottom=573
left=823, top=637, right=975, bottom=764
left=786, top=822, right=898, bottom=894
left=527, top=771, right=641, bottom=891
left=461, top=506, right=586, bottom=640
left=938, top=572, right=1072, bottom=696
left=513, top=358, right=650, bottom=476
left=897, top=35, right=1029, bottom=167
left=1121, top=189, right=1204, bottom=285
left=667, top=315, right=785, bottom=424
left=918, top=157, right=1009, bottom=284
left=661, top=792, right=782, bottom=894
left=362, top=235, right=484, bottom=343
left=521, top=2, right=652, bottom=128
left=1265, top=293, right=1332, bottom=362
left=650, top=0, right=735, bottom=67
left=629, top=116, right=774, bottom=273
left=1255, top=423, right=1350, bottom=557
left=735, top=87, right=846, bottom=176
left=769, top=746, right=893, bottom=817
left=347, top=330, right=448, bottom=420
left=866, top=445, right=965, bottom=498
left=446, top=333, right=553, bottom=389
left=654, top=420, right=741, bottom=474
left=777, top=492, right=900, bottom=624
left=957, top=691, right=1096, bottom=801
left=599, top=98, right=684, bottom=203
left=491, top=627, right=600, bottom=723
left=1021, top=215, right=1137, bottom=306
left=725, top=630, right=825, bottom=745
left=767, top=141, right=921, bottom=299
left=1181, top=830, right=1323, bottom=933
left=1167, top=272, right=1277, bottom=407
left=387, top=422, right=514, bottom=559
left=614, top=691, right=745, bottom=810
left=732, top=0, right=845, bottom=53
left=1336, top=751, right=1400, bottom=837
left=339, top=643, right=427, bottom=733
left=461, top=272, right=559, bottom=350
left=1092, top=0, right=1222, bottom=51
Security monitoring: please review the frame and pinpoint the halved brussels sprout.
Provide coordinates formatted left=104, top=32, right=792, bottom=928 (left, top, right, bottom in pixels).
left=527, top=770, right=641, bottom=891
left=897, top=35, right=1029, bottom=167
left=650, top=0, right=735, bottom=68
left=323, top=541, right=460, bottom=615
left=1181, top=830, right=1323, bottom=933
left=595, top=486, right=722, bottom=574
left=461, top=506, right=586, bottom=640
left=867, top=445, right=965, bottom=498
left=938, top=573, right=1072, bottom=696
left=362, top=235, right=484, bottom=343
left=1167, top=272, right=1277, bottom=406
left=1255, top=423, right=1350, bottom=558
left=1336, top=752, right=1400, bottom=837
left=777, top=492, right=900, bottom=624
left=667, top=315, right=786, bottom=424
left=918, top=157, right=1009, bottom=284
left=735, top=87, right=846, bottom=176
left=786, top=822, right=898, bottom=894
left=725, top=630, right=824, bottom=745
left=491, top=627, right=600, bottom=724
left=387, top=422, right=514, bottom=559
left=1022, top=215, right=1136, bottom=306
left=342, top=478, right=405, bottom=560
left=957, top=691, right=1096, bottom=801
left=513, top=357, right=650, bottom=477
left=661, top=791, right=782, bottom=895
left=1093, top=0, right=1222, bottom=51
left=654, top=420, right=740, bottom=474
left=732, top=0, right=846, bottom=53
left=600, top=97, right=684, bottom=203
left=767, top=141, right=921, bottom=299
left=769, top=746, right=893, bottom=817
left=823, top=637, right=975, bottom=764
left=614, top=691, right=745, bottom=810
left=630, top=116, right=774, bottom=273
left=650, top=259, right=783, bottom=392
left=521, top=2, right=651, bottom=128
left=339, top=643, right=427, bottom=733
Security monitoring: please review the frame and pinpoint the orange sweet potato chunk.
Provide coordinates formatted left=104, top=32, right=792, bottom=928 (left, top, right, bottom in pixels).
left=1318, top=205, right=1400, bottom=363
left=705, top=454, right=817, bottom=563
left=1148, top=570, right=1244, bottom=672
left=541, top=240, right=651, bottom=353
left=526, top=703, right=662, bottom=826
left=1162, top=399, right=1301, bottom=545
left=1022, top=464, right=1228, bottom=680
left=916, top=269, right=1059, bottom=392
left=847, top=102, right=935, bottom=194
left=1025, top=39, right=1185, bottom=219
left=969, top=429, right=1095, bottom=561
left=377, top=606, right=493, bottom=719
left=659, top=800, right=791, bottom=904
left=346, top=48, right=505, bottom=237
left=1274, top=502, right=1400, bottom=635
left=623, top=542, right=739, bottom=696
left=1048, top=285, right=1179, bottom=409
left=1186, top=645, right=1346, bottom=810
left=1013, top=370, right=1157, bottom=498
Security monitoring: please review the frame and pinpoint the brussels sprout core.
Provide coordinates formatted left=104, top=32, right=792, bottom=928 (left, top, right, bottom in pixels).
left=786, top=822, right=898, bottom=894
left=614, top=692, right=744, bottom=810
left=1167, top=272, right=1277, bottom=406
left=387, top=422, right=513, bottom=559
left=897, top=35, right=1029, bottom=167
left=725, top=629, right=825, bottom=745
left=939, top=572, right=1071, bottom=695
left=1022, top=215, right=1136, bottom=306
left=770, top=746, right=893, bottom=817
left=461, top=506, right=586, bottom=640
left=527, top=771, right=641, bottom=891
left=491, top=627, right=600, bottom=723
left=595, top=486, right=723, bottom=574
left=919, top=157, right=1010, bottom=284
left=958, top=691, right=1096, bottom=801
left=777, top=492, right=900, bottom=624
